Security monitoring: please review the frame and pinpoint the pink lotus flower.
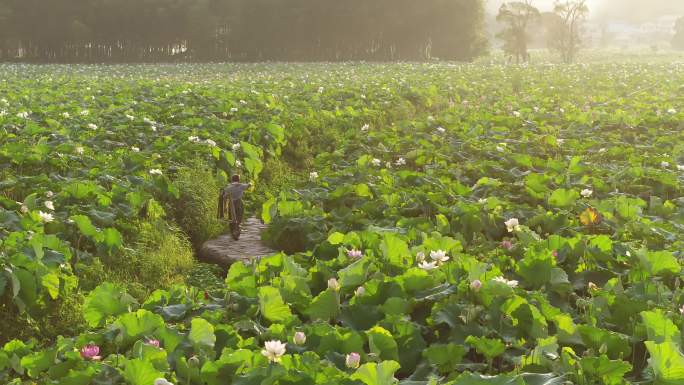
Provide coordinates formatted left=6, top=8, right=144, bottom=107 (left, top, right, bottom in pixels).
left=552, top=250, right=558, bottom=258
left=501, top=240, right=514, bottom=250
left=145, top=339, right=161, bottom=348
left=470, top=280, right=482, bottom=292
left=80, top=344, right=101, bottom=360
left=347, top=249, right=363, bottom=259
left=346, top=352, right=361, bottom=369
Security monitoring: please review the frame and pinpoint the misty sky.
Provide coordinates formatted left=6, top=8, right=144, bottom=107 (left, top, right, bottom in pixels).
left=486, top=0, right=684, bottom=22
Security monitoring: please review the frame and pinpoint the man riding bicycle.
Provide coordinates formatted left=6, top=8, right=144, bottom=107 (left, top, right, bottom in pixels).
left=218, top=174, right=250, bottom=239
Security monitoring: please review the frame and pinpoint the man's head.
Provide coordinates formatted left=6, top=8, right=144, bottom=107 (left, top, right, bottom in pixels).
left=231, top=174, right=240, bottom=183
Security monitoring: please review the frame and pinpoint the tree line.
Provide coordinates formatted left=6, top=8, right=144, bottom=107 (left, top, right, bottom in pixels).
left=0, top=0, right=487, bottom=62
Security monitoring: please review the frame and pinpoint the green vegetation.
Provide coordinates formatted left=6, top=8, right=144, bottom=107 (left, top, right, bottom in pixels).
left=1, top=61, right=684, bottom=384
left=170, top=162, right=226, bottom=250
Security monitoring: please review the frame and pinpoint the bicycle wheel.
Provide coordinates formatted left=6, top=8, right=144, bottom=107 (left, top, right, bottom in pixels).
left=230, top=221, right=241, bottom=240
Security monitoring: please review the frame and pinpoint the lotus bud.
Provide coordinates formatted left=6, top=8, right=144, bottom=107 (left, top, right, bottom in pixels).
left=188, top=355, right=200, bottom=367
left=293, top=331, right=306, bottom=346
left=588, top=282, right=598, bottom=292
left=327, top=278, right=340, bottom=291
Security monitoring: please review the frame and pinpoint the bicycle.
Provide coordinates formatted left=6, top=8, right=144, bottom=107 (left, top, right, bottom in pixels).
left=218, top=189, right=242, bottom=241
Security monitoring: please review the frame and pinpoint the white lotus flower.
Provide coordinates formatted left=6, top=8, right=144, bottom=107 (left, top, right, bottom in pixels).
left=512, top=111, right=521, bottom=117
left=230, top=107, right=238, bottom=113
left=45, top=191, right=54, bottom=198
left=239, top=100, right=247, bottom=105
left=371, top=158, right=382, bottom=167
left=87, top=123, right=98, bottom=130
left=677, top=165, right=684, bottom=171
left=20, top=205, right=29, bottom=214
left=668, top=108, right=677, bottom=114
left=580, top=189, right=593, bottom=198
left=17, top=111, right=29, bottom=119
left=204, top=139, right=217, bottom=147
left=126, top=114, right=135, bottom=121
left=430, top=250, right=449, bottom=263
left=131, top=146, right=140, bottom=152
left=0, top=110, right=7, bottom=117
left=261, top=340, right=287, bottom=363
left=154, top=379, right=174, bottom=385
left=235, top=160, right=242, bottom=168
left=62, top=112, right=70, bottom=119
left=75, top=146, right=84, bottom=155
left=493, top=276, right=518, bottom=288
left=188, top=136, right=200, bottom=143
left=232, top=143, right=241, bottom=151
left=504, top=218, right=520, bottom=233
left=149, top=169, right=163, bottom=176
left=418, top=261, right=438, bottom=271
left=44, top=201, right=55, bottom=211
left=80, top=110, right=89, bottom=116
left=309, top=171, right=319, bottom=181
left=395, top=158, right=406, bottom=166
left=355, top=286, right=365, bottom=296
left=496, top=146, right=505, bottom=152
left=661, top=161, right=670, bottom=168
left=361, top=124, right=370, bottom=132
left=143, top=117, right=156, bottom=125
left=436, top=126, right=446, bottom=134
left=328, top=278, right=340, bottom=291
left=318, top=87, right=324, bottom=93
left=38, top=211, right=54, bottom=223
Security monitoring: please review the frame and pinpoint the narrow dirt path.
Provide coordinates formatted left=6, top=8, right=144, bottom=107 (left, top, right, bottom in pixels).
left=198, top=217, right=276, bottom=267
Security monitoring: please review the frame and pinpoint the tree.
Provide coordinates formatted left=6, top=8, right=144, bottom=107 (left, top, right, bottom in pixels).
left=547, top=0, right=589, bottom=64
left=673, top=17, right=684, bottom=50
left=496, top=1, right=540, bottom=64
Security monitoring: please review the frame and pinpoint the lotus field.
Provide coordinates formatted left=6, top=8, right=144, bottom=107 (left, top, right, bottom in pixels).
left=1, top=62, right=684, bottom=384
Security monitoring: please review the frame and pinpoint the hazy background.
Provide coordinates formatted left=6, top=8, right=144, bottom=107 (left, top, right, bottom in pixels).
left=486, top=0, right=684, bottom=49
left=487, top=0, right=684, bottom=22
